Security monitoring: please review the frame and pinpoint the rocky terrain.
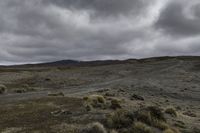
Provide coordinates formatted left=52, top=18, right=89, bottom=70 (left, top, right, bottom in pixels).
left=0, top=56, right=199, bottom=133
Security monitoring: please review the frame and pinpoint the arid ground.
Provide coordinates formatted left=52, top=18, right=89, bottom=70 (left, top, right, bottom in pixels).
left=0, top=56, right=199, bottom=133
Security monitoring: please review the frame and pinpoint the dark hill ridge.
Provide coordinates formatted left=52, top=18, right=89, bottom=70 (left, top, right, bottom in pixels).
left=2, top=56, right=200, bottom=68
left=4, top=59, right=134, bottom=68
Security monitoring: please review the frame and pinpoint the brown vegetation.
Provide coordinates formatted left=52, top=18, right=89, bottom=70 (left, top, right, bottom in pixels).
left=165, top=108, right=177, bottom=117
left=130, top=122, right=153, bottom=133
left=81, top=122, right=107, bottom=133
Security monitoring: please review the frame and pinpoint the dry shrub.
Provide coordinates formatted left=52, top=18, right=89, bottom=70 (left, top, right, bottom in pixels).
left=155, top=121, right=169, bottom=130
left=85, top=103, right=93, bottom=111
left=131, top=94, right=144, bottom=101
left=163, top=128, right=180, bottom=133
left=110, top=129, right=118, bottom=133
left=110, top=98, right=121, bottom=109
left=192, top=127, right=200, bottom=133
left=107, top=109, right=134, bottom=129
left=165, top=108, right=177, bottom=117
left=147, top=106, right=166, bottom=121
left=130, top=122, right=153, bottom=133
left=14, top=89, right=27, bottom=93
left=83, top=96, right=89, bottom=101
left=81, top=122, right=107, bottom=133
left=136, top=106, right=167, bottom=130
left=97, top=95, right=106, bottom=104
left=0, top=84, right=7, bottom=94
left=14, top=85, right=36, bottom=93
left=183, top=111, right=197, bottom=117
left=83, top=95, right=106, bottom=109
left=48, top=92, right=65, bottom=97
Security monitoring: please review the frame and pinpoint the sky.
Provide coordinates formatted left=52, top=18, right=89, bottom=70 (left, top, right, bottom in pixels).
left=0, top=0, right=200, bottom=64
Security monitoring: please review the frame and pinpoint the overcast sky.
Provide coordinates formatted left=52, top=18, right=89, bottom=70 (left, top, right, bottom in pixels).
left=0, top=0, right=200, bottom=64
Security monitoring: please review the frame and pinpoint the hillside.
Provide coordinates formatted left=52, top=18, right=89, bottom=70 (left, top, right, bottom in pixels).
left=0, top=56, right=199, bottom=133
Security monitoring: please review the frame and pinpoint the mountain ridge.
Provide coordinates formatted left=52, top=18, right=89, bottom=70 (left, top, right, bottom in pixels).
left=1, top=55, right=200, bottom=68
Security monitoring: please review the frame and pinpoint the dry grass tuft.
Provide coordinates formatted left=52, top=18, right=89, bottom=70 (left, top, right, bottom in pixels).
left=130, top=122, right=153, bottom=133
left=81, top=122, right=107, bottom=133
left=14, top=89, right=27, bottom=93
left=85, top=103, right=93, bottom=111
left=165, top=108, right=177, bottom=117
left=155, top=121, right=169, bottom=130
left=163, top=128, right=180, bottom=133
left=83, top=96, right=89, bottom=101
left=147, top=106, right=166, bottom=121
left=110, top=129, right=118, bottom=133
left=136, top=106, right=167, bottom=130
left=110, top=98, right=121, bottom=109
left=107, top=109, right=134, bottom=129
left=83, top=95, right=106, bottom=109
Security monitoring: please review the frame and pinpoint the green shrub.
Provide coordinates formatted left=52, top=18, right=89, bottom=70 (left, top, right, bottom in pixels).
left=130, top=122, right=153, bottom=133
left=81, top=122, right=107, bottom=133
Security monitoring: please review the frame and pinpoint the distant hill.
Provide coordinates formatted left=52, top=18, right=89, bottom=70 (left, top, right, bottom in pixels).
left=3, top=59, right=132, bottom=68
left=2, top=56, right=200, bottom=68
left=34, top=60, right=81, bottom=67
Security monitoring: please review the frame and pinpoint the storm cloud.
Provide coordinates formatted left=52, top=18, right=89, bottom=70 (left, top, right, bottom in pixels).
left=0, top=0, right=200, bottom=64
left=155, top=0, right=200, bottom=36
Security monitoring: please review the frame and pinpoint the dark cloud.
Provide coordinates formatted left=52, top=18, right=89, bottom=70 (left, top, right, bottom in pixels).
left=0, top=0, right=200, bottom=64
left=155, top=0, right=200, bottom=36
left=43, top=0, right=155, bottom=18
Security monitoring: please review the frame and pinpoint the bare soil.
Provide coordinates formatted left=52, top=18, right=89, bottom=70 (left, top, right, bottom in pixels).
left=0, top=57, right=199, bottom=133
